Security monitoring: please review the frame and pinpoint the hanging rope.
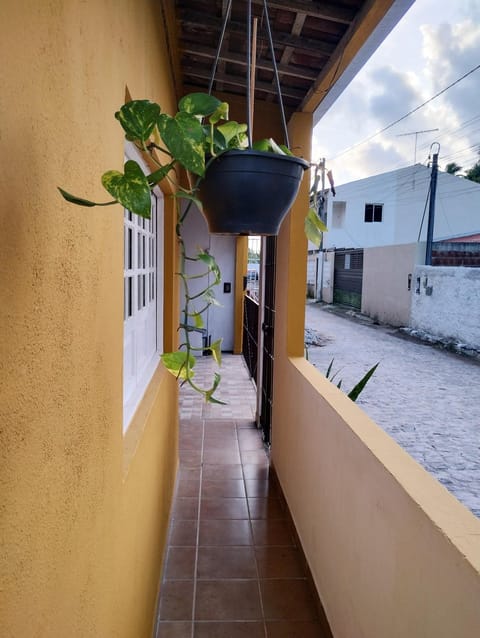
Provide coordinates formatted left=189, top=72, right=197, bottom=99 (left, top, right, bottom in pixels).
left=208, top=0, right=290, bottom=148
left=208, top=0, right=233, bottom=96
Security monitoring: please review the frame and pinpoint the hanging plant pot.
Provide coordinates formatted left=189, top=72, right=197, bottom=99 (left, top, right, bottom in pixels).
left=198, top=149, right=309, bottom=235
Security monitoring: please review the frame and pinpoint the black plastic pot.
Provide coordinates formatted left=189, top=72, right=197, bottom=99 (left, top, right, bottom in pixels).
left=198, top=149, right=309, bottom=235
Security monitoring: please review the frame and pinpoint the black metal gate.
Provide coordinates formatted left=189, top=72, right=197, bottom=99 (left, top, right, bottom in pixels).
left=333, top=248, right=363, bottom=309
left=259, top=236, right=276, bottom=446
left=242, top=294, right=259, bottom=383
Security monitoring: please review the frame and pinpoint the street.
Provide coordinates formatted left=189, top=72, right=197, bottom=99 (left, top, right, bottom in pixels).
left=305, top=301, right=480, bottom=518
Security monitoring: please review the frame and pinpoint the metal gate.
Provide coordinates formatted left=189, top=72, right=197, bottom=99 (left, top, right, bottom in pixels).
left=259, top=236, right=276, bottom=446
left=242, top=294, right=259, bottom=383
left=333, top=248, right=363, bottom=309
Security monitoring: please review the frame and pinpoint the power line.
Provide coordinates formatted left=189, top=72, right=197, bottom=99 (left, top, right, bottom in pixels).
left=329, top=63, right=480, bottom=161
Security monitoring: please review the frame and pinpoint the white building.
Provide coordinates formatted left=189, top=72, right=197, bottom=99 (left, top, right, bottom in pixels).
left=323, top=164, right=480, bottom=250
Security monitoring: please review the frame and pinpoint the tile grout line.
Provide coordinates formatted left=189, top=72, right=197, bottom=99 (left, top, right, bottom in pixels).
left=237, top=420, right=269, bottom=638
left=190, top=417, right=205, bottom=637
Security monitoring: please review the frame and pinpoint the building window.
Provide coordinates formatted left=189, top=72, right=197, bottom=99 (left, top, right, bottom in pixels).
left=364, top=203, right=383, bottom=223
left=123, top=150, right=164, bottom=431
left=332, top=201, right=346, bottom=228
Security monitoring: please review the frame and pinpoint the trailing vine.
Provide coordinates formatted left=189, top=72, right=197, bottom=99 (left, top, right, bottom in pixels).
left=59, top=92, right=326, bottom=403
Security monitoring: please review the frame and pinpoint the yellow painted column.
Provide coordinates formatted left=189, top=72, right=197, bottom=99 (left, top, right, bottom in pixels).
left=234, top=236, right=248, bottom=353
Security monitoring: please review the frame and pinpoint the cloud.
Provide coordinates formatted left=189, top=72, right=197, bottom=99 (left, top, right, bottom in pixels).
left=368, top=66, right=420, bottom=126
left=312, top=1, right=480, bottom=184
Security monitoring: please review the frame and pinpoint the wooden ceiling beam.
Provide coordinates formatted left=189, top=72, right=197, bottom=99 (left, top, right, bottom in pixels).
left=179, top=11, right=338, bottom=55
left=181, top=65, right=306, bottom=100
left=181, top=43, right=319, bottom=80
left=250, top=0, right=355, bottom=24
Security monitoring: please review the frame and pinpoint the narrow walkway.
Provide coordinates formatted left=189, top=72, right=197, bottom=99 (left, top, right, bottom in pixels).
left=155, top=355, right=328, bottom=638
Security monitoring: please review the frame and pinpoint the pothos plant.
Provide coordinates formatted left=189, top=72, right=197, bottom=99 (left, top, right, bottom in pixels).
left=59, top=92, right=326, bottom=403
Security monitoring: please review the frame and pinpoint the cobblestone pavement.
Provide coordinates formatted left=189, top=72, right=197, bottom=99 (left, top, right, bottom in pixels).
left=305, top=302, right=480, bottom=518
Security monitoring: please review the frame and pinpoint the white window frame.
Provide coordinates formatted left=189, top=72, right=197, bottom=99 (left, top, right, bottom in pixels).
left=123, top=144, right=164, bottom=431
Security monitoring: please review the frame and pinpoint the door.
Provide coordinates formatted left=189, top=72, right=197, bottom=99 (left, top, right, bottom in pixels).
left=333, top=248, right=364, bottom=309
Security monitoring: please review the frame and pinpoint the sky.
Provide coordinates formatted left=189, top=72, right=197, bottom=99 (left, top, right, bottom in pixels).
left=312, top=0, right=480, bottom=186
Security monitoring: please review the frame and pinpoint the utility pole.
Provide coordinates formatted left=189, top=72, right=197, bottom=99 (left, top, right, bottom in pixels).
left=425, top=143, right=440, bottom=265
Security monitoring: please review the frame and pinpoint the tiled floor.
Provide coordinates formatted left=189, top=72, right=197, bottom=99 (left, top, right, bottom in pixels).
left=155, top=355, right=330, bottom=637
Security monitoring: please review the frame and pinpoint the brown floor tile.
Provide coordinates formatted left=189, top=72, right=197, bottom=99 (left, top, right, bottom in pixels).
left=242, top=464, right=270, bottom=480
left=255, top=547, right=306, bottom=578
left=179, top=434, right=202, bottom=450
left=195, top=580, right=262, bottom=620
left=244, top=479, right=278, bottom=498
left=260, top=580, right=319, bottom=621
left=203, top=464, right=243, bottom=480
left=177, top=479, right=200, bottom=498
left=169, top=520, right=198, bottom=546
left=238, top=433, right=265, bottom=452
left=197, top=546, right=257, bottom=579
left=165, top=547, right=196, bottom=579
left=202, top=479, right=246, bottom=498
left=179, top=450, right=202, bottom=467
left=172, top=497, right=199, bottom=520
left=240, top=449, right=269, bottom=465
left=156, top=620, right=192, bottom=637
left=236, top=420, right=257, bottom=429
left=178, top=467, right=201, bottom=481
left=248, top=498, right=287, bottom=520
left=203, top=449, right=241, bottom=465
left=199, top=519, right=253, bottom=546
left=203, top=424, right=236, bottom=436
left=201, top=497, right=249, bottom=520
left=158, top=580, right=194, bottom=621
left=265, top=621, right=326, bottom=637
left=194, top=621, right=265, bottom=637
left=251, top=520, right=295, bottom=546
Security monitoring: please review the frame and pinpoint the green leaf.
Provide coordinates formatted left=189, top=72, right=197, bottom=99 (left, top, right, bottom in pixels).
left=217, top=121, right=248, bottom=146
left=192, top=312, right=204, bottom=329
left=209, top=102, right=229, bottom=125
left=174, top=191, right=204, bottom=212
left=197, top=250, right=221, bottom=283
left=147, top=162, right=175, bottom=186
left=204, top=288, right=221, bottom=306
left=252, top=138, right=271, bottom=152
left=278, top=144, right=294, bottom=156
left=101, top=160, right=151, bottom=218
left=161, top=351, right=196, bottom=380
left=205, top=372, right=227, bottom=404
left=348, top=363, right=379, bottom=402
left=208, top=339, right=223, bottom=366
left=179, top=93, right=223, bottom=117
left=115, top=100, right=161, bottom=142
left=269, top=138, right=287, bottom=155
left=304, top=208, right=327, bottom=247
left=158, top=112, right=206, bottom=176
left=58, top=187, right=117, bottom=208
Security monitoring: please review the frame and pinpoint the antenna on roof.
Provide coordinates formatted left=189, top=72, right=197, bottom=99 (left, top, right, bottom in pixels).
left=397, top=128, right=439, bottom=188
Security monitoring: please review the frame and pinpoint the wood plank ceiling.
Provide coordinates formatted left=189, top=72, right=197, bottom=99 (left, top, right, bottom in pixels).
left=174, top=0, right=366, bottom=116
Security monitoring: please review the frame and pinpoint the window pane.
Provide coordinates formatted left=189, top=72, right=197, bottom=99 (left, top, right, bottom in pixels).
left=364, top=204, right=373, bottom=222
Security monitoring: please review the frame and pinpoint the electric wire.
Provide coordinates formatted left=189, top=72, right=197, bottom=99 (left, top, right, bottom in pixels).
left=329, top=63, right=480, bottom=161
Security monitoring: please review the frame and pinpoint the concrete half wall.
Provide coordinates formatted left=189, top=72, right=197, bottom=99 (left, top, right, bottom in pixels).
left=272, top=117, right=480, bottom=637
left=411, top=265, right=480, bottom=349
left=362, top=242, right=425, bottom=326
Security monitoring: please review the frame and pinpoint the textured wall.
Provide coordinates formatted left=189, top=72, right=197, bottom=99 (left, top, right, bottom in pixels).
left=411, top=265, right=480, bottom=348
left=362, top=242, right=425, bottom=326
left=0, top=1, right=178, bottom=636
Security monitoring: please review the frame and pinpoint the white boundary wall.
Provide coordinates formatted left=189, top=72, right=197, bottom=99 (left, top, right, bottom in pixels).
left=411, top=266, right=480, bottom=348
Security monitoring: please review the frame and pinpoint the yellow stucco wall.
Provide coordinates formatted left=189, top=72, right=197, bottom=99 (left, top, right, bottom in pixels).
left=272, top=111, right=480, bottom=638
left=1, top=2, right=179, bottom=636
